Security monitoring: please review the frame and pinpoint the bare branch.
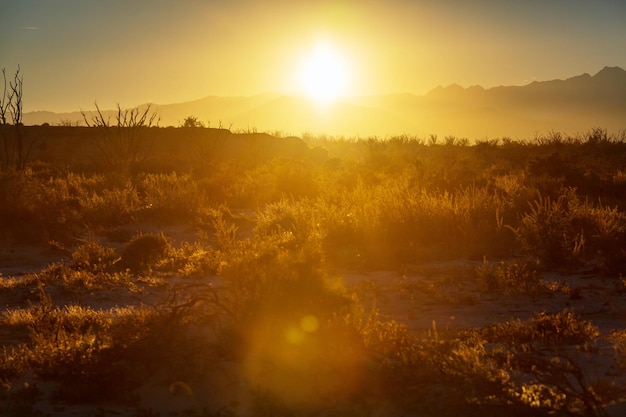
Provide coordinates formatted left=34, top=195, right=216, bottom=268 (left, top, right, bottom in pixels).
left=7, top=65, right=23, bottom=126
left=81, top=101, right=159, bottom=173
left=0, top=68, right=7, bottom=125
left=0, top=65, right=33, bottom=170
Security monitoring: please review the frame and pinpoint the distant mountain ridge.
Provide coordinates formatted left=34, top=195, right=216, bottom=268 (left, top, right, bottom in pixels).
left=23, top=66, right=626, bottom=138
left=427, top=66, right=626, bottom=105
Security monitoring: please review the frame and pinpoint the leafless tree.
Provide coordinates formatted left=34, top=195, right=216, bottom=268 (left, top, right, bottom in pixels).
left=0, top=65, right=34, bottom=170
left=81, top=102, right=160, bottom=174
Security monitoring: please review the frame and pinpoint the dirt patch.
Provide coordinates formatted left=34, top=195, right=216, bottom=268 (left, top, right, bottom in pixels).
left=344, top=266, right=626, bottom=335
left=1, top=239, right=625, bottom=416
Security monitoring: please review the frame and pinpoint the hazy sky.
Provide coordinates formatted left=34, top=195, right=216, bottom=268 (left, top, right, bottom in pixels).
left=2, top=0, right=626, bottom=112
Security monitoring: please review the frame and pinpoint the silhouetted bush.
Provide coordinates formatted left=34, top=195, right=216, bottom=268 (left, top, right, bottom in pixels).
left=119, top=232, right=171, bottom=273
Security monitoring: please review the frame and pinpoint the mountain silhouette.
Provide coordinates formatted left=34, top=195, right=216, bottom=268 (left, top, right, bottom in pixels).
left=23, top=66, right=626, bottom=138
left=426, top=66, right=626, bottom=106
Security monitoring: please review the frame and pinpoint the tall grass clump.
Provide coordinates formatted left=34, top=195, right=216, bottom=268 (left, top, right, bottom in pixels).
left=136, top=172, right=206, bottom=222
left=0, top=169, right=86, bottom=242
left=228, top=158, right=321, bottom=206
left=511, top=187, right=626, bottom=271
left=311, top=172, right=515, bottom=267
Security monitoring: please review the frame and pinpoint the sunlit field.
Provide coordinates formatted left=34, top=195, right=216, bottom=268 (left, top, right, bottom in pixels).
left=1, top=120, right=626, bottom=416
left=3, top=0, right=626, bottom=414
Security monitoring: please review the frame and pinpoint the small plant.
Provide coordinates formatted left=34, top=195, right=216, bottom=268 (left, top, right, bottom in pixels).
left=119, top=232, right=172, bottom=273
left=475, top=258, right=542, bottom=295
left=180, top=115, right=205, bottom=128
left=483, top=309, right=600, bottom=350
left=70, top=238, right=119, bottom=274
left=158, top=241, right=220, bottom=276
left=608, top=330, right=626, bottom=370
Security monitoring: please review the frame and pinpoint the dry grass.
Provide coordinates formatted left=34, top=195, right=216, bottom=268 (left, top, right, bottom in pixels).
left=0, top=128, right=625, bottom=415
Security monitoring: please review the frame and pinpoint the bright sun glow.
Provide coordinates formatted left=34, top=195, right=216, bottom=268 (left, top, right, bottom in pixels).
left=295, top=40, right=351, bottom=105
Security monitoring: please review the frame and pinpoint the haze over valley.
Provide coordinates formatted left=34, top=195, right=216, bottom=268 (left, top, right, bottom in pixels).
left=23, top=66, right=626, bottom=138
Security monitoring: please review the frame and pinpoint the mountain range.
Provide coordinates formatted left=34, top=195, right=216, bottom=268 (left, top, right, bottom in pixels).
left=23, top=66, right=626, bottom=139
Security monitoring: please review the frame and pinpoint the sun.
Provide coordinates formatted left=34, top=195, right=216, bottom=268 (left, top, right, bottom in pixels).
left=295, top=40, right=351, bottom=105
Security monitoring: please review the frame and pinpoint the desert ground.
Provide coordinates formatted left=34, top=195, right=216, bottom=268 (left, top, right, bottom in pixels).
left=0, top=125, right=625, bottom=416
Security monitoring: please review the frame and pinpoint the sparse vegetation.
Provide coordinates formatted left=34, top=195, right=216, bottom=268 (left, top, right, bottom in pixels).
left=1, top=126, right=626, bottom=416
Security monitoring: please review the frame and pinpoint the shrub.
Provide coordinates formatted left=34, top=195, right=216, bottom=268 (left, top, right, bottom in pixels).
left=475, top=258, right=542, bottom=295
left=254, top=198, right=319, bottom=247
left=136, top=172, right=206, bottom=222
left=119, top=232, right=171, bottom=273
left=0, top=169, right=86, bottom=243
left=81, top=179, right=142, bottom=228
left=157, top=241, right=220, bottom=276
left=70, top=238, right=119, bottom=274
left=587, top=205, right=626, bottom=274
left=510, top=188, right=587, bottom=267
left=483, top=309, right=600, bottom=350
left=0, top=282, right=230, bottom=405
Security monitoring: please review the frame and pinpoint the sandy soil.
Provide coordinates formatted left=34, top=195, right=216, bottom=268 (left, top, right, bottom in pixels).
left=1, top=238, right=625, bottom=416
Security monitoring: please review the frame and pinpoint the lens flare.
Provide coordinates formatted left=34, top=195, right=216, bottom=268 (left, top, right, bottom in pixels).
left=300, top=314, right=319, bottom=333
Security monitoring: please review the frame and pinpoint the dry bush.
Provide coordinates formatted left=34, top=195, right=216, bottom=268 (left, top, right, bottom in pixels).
left=2, top=129, right=626, bottom=415
left=156, top=240, right=221, bottom=277
left=228, top=158, right=321, bottom=206
left=0, top=283, right=228, bottom=405
left=80, top=179, right=142, bottom=228
left=607, top=330, right=626, bottom=370
left=119, top=232, right=172, bottom=274
left=483, top=310, right=600, bottom=350
left=0, top=170, right=142, bottom=240
left=81, top=103, right=159, bottom=174
left=70, top=238, right=119, bottom=274
left=510, top=187, right=626, bottom=271
left=474, top=258, right=543, bottom=295
left=310, top=174, right=515, bottom=266
left=0, top=169, right=86, bottom=243
left=136, top=172, right=206, bottom=222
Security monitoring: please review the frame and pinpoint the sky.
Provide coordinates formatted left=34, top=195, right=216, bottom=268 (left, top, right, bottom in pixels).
left=1, top=0, right=626, bottom=112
